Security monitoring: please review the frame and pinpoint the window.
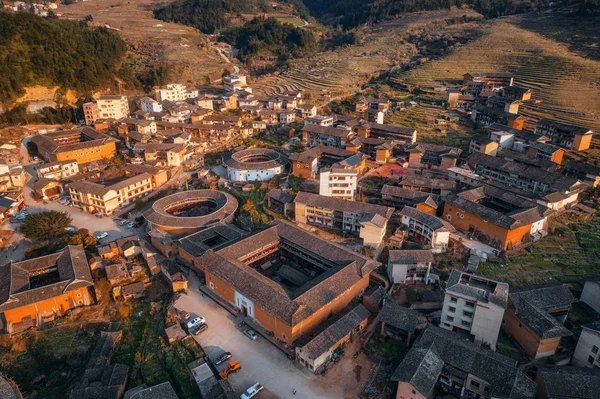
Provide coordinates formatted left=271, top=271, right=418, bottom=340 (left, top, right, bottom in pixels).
left=412, top=390, right=416, bottom=395
left=588, top=356, right=595, bottom=365
left=461, top=320, right=471, bottom=327
left=446, top=316, right=454, bottom=322
left=444, top=323, right=451, bottom=327
left=463, top=311, right=473, bottom=318
left=593, top=345, right=599, bottom=354
left=447, top=215, right=452, bottom=221
left=470, top=380, right=480, bottom=389
left=448, top=306, right=456, bottom=313
left=465, top=301, right=475, bottom=308
left=450, top=297, right=458, bottom=303
left=209, top=281, right=214, bottom=289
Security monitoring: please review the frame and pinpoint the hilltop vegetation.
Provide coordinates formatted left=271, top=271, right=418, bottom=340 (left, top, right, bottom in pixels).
left=153, top=0, right=266, bottom=34
left=0, top=12, right=127, bottom=103
left=301, top=0, right=553, bottom=28
left=226, top=17, right=319, bottom=62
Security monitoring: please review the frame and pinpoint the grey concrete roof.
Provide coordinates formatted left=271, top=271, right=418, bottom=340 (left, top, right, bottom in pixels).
left=446, top=270, right=509, bottom=308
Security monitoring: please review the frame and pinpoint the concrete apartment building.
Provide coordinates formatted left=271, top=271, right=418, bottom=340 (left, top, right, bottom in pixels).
left=319, top=166, right=357, bottom=200
left=138, top=97, right=163, bottom=113
left=156, top=83, right=199, bottom=102
left=96, top=95, right=130, bottom=119
left=294, top=192, right=393, bottom=248
left=441, top=270, right=509, bottom=350
left=572, top=321, right=600, bottom=368
left=36, top=160, right=79, bottom=180
left=387, top=250, right=433, bottom=285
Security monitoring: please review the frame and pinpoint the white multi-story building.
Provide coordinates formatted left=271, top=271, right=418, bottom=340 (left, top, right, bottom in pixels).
left=224, top=74, right=251, bottom=93
left=398, top=206, right=453, bottom=253
left=572, top=321, right=600, bottom=368
left=37, top=160, right=79, bottom=180
left=156, top=84, right=199, bottom=102
left=96, top=95, right=130, bottom=119
left=440, top=270, right=509, bottom=350
left=138, top=97, right=163, bottom=113
left=319, top=167, right=357, bottom=200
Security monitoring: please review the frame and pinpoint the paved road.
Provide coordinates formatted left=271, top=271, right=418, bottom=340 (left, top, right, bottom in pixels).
left=175, top=275, right=347, bottom=399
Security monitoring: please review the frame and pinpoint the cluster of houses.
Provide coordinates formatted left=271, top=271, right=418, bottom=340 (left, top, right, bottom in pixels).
left=1, top=69, right=600, bottom=399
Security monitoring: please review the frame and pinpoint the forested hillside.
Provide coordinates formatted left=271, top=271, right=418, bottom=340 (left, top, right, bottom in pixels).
left=0, top=12, right=127, bottom=103
left=301, top=0, right=554, bottom=28
left=227, top=18, right=319, bottom=62
left=153, top=0, right=267, bottom=34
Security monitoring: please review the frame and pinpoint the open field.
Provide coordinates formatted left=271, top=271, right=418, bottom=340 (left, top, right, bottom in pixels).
left=253, top=8, right=483, bottom=104
left=275, top=16, right=306, bottom=27
left=392, top=14, right=600, bottom=130
left=57, top=0, right=228, bottom=84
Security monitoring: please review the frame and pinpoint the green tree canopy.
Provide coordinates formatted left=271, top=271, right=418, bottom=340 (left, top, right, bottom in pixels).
left=20, top=211, right=73, bottom=241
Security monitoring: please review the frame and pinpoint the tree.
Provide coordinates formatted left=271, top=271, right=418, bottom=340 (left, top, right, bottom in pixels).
left=20, top=211, right=72, bottom=241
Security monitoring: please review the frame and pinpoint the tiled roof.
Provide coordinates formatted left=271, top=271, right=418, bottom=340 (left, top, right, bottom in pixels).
left=380, top=297, right=421, bottom=333
left=298, top=303, right=370, bottom=359
left=537, top=365, right=600, bottom=399
left=536, top=119, right=592, bottom=136
left=391, top=325, right=536, bottom=398
left=0, top=245, right=93, bottom=312
left=399, top=206, right=454, bottom=232
left=295, top=192, right=393, bottom=220
left=388, top=250, right=433, bottom=265
left=302, top=124, right=352, bottom=138
left=224, top=148, right=287, bottom=171
left=400, top=175, right=456, bottom=191
left=194, top=220, right=379, bottom=326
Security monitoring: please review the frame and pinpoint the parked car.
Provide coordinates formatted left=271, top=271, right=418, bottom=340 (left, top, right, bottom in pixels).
left=95, top=232, right=108, bottom=240
left=119, top=219, right=129, bottom=226
left=243, top=329, right=258, bottom=341
left=240, top=383, right=263, bottom=399
left=191, top=323, right=208, bottom=335
left=180, top=310, right=191, bottom=320
left=215, top=351, right=232, bottom=365
left=186, top=316, right=205, bottom=330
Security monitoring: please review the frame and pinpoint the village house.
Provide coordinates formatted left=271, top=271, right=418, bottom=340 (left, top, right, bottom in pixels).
left=381, top=185, right=438, bottom=214
left=467, top=152, right=583, bottom=210
left=194, top=220, right=380, bottom=346
left=503, top=284, right=576, bottom=359
left=294, top=191, right=393, bottom=248
left=405, top=143, right=462, bottom=171
left=121, top=282, right=146, bottom=301
left=69, top=171, right=155, bottom=215
left=96, top=95, right=130, bottom=120
left=535, top=365, right=600, bottom=399
left=443, top=185, right=549, bottom=251
left=447, top=167, right=484, bottom=187
left=105, top=263, right=131, bottom=287
left=441, top=270, right=509, bottom=350
left=564, top=163, right=600, bottom=188
left=304, top=115, right=334, bottom=127
left=156, top=83, right=199, bottom=102
left=318, top=165, right=358, bottom=200
left=0, top=245, right=94, bottom=334
left=387, top=249, right=433, bottom=285
left=160, top=259, right=188, bottom=293
left=267, top=189, right=294, bottom=215
left=534, top=119, right=593, bottom=151
left=301, top=124, right=355, bottom=148
left=379, top=297, right=422, bottom=344
left=31, top=127, right=117, bottom=164
left=572, top=321, right=600, bottom=368
left=400, top=175, right=456, bottom=196
left=295, top=303, right=370, bottom=372
left=489, top=123, right=549, bottom=152
left=502, top=86, right=532, bottom=101
left=390, top=325, right=536, bottom=399
left=486, top=95, right=521, bottom=114
left=36, top=160, right=79, bottom=180
left=462, top=72, right=515, bottom=96
left=471, top=106, right=525, bottom=130
left=138, top=97, right=163, bottom=113
left=300, top=104, right=318, bottom=118
left=469, top=134, right=499, bottom=156
left=33, top=178, right=63, bottom=200
left=355, top=122, right=416, bottom=145
left=398, top=206, right=454, bottom=252
left=289, top=146, right=365, bottom=179
left=83, top=101, right=99, bottom=125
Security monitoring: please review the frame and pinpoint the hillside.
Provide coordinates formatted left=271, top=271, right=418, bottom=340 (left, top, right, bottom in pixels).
left=0, top=12, right=127, bottom=103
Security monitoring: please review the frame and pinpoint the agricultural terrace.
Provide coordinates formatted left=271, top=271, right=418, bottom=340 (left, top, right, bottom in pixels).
left=253, top=8, right=482, bottom=104
left=393, top=17, right=600, bottom=131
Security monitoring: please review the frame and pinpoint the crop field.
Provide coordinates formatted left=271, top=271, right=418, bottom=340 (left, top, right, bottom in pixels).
left=274, top=16, right=306, bottom=27
left=57, top=0, right=228, bottom=83
left=253, top=8, right=482, bottom=104
left=392, top=15, right=600, bottom=130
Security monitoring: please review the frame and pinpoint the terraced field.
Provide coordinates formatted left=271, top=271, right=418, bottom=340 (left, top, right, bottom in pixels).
left=253, top=8, right=482, bottom=104
left=392, top=16, right=600, bottom=130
